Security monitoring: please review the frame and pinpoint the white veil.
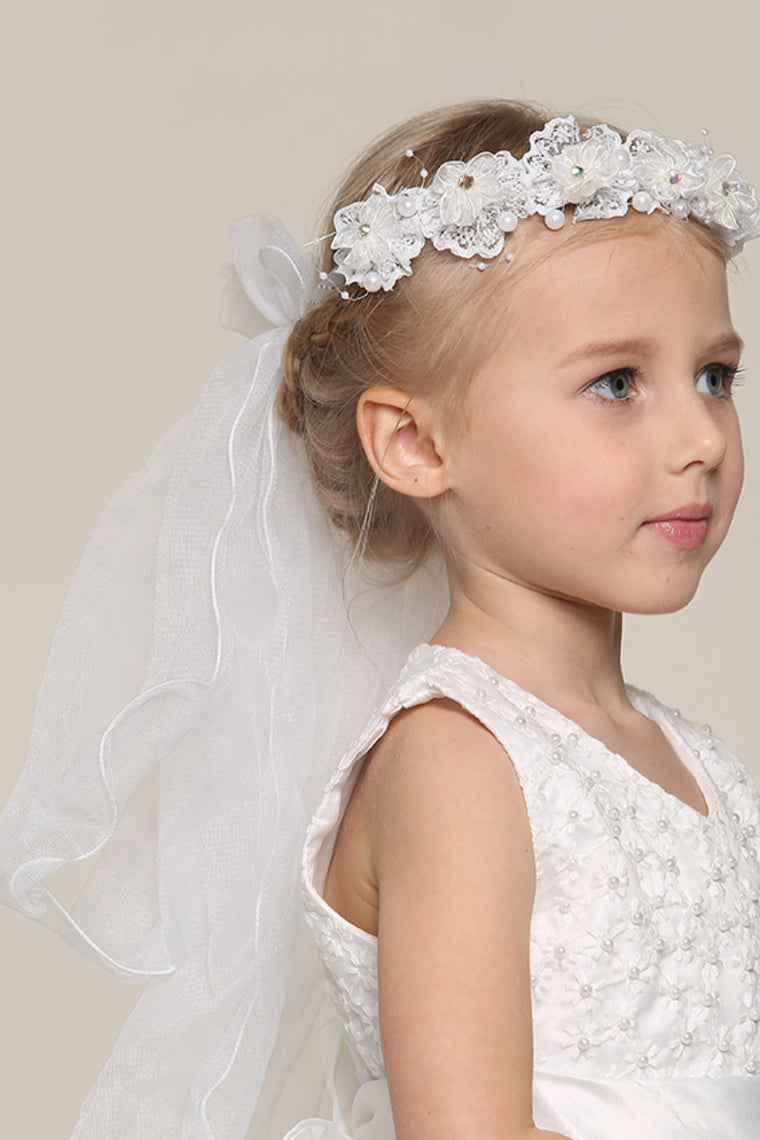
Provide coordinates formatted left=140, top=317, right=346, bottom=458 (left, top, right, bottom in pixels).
left=0, top=215, right=447, bottom=1138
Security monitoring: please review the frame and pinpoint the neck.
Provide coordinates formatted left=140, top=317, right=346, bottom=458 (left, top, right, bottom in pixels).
left=434, top=562, right=628, bottom=715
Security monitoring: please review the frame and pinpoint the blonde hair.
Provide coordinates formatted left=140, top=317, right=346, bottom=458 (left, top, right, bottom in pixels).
left=278, top=99, right=728, bottom=572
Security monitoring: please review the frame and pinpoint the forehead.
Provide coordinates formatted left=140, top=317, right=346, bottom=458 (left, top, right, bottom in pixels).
left=492, top=214, right=733, bottom=356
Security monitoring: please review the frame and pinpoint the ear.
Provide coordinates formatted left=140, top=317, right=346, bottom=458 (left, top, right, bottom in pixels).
left=356, top=386, right=451, bottom=499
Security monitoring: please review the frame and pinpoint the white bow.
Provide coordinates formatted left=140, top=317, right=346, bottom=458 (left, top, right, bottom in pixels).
left=219, top=214, right=317, bottom=338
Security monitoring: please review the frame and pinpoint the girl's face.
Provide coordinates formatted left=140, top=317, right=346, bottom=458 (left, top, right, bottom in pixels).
left=440, top=220, right=744, bottom=615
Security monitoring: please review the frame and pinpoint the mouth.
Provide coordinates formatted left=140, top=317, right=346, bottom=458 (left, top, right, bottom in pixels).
left=641, top=503, right=713, bottom=550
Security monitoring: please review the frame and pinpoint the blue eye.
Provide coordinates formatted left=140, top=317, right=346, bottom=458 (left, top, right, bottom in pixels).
left=587, top=369, right=633, bottom=401
left=696, top=364, right=731, bottom=396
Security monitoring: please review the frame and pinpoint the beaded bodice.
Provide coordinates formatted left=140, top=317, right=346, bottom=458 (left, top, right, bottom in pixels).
left=302, top=644, right=760, bottom=1084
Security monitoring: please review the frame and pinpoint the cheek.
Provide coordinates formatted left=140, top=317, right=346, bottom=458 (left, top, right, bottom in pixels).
left=520, top=424, right=643, bottom=524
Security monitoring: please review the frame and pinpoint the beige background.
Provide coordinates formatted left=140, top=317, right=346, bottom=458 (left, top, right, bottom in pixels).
left=2, top=0, right=759, bottom=1134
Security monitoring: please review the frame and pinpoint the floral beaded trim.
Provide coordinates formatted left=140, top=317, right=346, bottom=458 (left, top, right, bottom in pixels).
left=328, top=116, right=759, bottom=293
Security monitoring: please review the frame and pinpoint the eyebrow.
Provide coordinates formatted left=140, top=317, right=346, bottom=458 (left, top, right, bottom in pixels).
left=558, top=332, right=745, bottom=368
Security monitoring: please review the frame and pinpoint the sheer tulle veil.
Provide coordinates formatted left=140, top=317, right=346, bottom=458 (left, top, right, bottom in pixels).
left=0, top=215, right=447, bottom=1138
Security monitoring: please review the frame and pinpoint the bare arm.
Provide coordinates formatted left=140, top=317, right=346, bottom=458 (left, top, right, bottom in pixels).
left=358, top=699, right=574, bottom=1140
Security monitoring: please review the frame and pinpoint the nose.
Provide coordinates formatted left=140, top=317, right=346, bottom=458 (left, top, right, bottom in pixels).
left=664, top=388, right=729, bottom=474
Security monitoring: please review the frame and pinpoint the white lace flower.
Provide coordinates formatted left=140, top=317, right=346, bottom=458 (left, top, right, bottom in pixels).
left=691, top=153, right=760, bottom=242
left=429, top=153, right=504, bottom=226
left=418, top=151, right=530, bottom=260
left=627, top=130, right=706, bottom=207
left=525, top=117, right=634, bottom=220
left=551, top=136, right=631, bottom=205
left=331, top=186, right=424, bottom=291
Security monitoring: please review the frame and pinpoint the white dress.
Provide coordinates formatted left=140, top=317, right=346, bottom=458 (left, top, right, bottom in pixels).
left=293, top=644, right=760, bottom=1140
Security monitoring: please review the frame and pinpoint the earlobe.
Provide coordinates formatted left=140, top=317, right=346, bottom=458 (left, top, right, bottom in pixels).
left=356, top=387, right=451, bottom=499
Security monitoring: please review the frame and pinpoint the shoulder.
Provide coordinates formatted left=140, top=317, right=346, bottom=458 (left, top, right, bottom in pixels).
left=360, top=698, right=535, bottom=896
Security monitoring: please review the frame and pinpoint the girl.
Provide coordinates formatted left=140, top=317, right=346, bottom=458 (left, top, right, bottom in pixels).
left=1, top=101, right=759, bottom=1140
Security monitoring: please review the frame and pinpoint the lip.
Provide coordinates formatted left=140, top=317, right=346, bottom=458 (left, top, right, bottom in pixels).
left=641, top=502, right=713, bottom=550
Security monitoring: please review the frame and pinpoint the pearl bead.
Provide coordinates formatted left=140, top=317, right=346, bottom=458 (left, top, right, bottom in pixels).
left=680, top=1031, right=693, bottom=1046
left=569, top=810, right=579, bottom=820
left=340, top=291, right=350, bottom=300
left=632, top=190, right=654, bottom=213
left=718, top=1039, right=731, bottom=1053
left=580, top=984, right=592, bottom=998
left=670, top=985, right=682, bottom=1000
left=602, top=938, right=614, bottom=952
left=655, top=938, right=667, bottom=953
left=578, top=1035, right=590, bottom=1051
left=396, top=192, right=417, bottom=218
left=610, top=807, right=620, bottom=821
left=671, top=199, right=690, bottom=219
left=607, top=876, right=620, bottom=890
left=633, top=849, right=645, bottom=862
left=551, top=733, right=562, bottom=746
left=665, top=857, right=677, bottom=871
left=568, top=733, right=579, bottom=745
left=618, top=1017, right=631, bottom=1030
left=707, top=949, right=720, bottom=964
left=628, top=966, right=641, bottom=980
left=544, top=208, right=566, bottom=230
left=615, top=147, right=629, bottom=167
left=632, top=910, right=645, bottom=925
left=550, top=751, right=561, bottom=765
left=554, top=945, right=567, bottom=959
left=690, top=901, right=704, bottom=917
left=498, top=209, right=518, bottom=232
left=363, top=271, right=382, bottom=292
left=505, top=252, right=515, bottom=262
left=636, top=1054, right=650, bottom=1069
left=680, top=936, right=692, bottom=950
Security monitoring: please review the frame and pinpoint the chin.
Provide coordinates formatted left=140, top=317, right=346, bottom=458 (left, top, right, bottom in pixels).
left=622, top=578, right=704, bottom=616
